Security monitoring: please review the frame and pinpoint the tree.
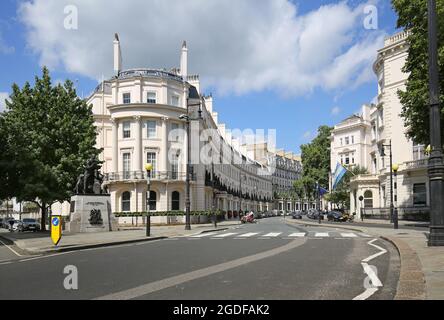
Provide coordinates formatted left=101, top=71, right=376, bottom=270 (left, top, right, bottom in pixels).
left=392, top=0, right=444, bottom=145
left=299, top=125, right=333, bottom=195
left=1, top=67, right=100, bottom=230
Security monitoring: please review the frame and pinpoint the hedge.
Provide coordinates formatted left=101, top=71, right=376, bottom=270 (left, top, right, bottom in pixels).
left=114, top=210, right=227, bottom=217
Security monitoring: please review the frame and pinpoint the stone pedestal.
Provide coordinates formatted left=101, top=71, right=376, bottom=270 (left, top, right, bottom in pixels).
left=67, top=194, right=118, bottom=233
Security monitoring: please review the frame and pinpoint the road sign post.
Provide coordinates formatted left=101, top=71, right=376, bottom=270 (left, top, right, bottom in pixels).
left=50, top=215, right=62, bottom=246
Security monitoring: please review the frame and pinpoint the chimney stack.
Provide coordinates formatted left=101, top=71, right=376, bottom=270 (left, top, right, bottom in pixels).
left=114, top=33, right=122, bottom=75
left=180, top=40, right=188, bottom=79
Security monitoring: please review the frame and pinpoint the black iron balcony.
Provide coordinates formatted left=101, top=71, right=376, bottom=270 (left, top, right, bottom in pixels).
left=103, top=171, right=195, bottom=183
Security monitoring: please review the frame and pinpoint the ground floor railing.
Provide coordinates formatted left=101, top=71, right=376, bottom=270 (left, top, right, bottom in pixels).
left=362, top=206, right=430, bottom=221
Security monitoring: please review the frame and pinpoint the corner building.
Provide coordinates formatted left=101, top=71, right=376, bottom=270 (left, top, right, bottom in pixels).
left=85, top=36, right=273, bottom=218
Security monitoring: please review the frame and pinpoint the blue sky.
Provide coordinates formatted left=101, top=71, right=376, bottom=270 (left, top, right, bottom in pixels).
left=0, top=0, right=401, bottom=154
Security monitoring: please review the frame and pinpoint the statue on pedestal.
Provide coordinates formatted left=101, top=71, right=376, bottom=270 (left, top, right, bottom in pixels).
left=75, top=156, right=105, bottom=195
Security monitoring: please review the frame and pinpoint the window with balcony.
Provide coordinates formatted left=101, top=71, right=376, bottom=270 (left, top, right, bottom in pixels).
left=345, top=153, right=350, bottom=165
left=146, top=152, right=157, bottom=176
left=123, top=153, right=131, bottom=178
left=170, top=123, right=181, bottom=142
left=345, top=137, right=350, bottom=145
left=123, top=93, right=131, bottom=104
left=413, top=183, right=427, bottom=206
left=413, top=142, right=425, bottom=161
left=147, top=92, right=156, bottom=104
left=123, top=121, right=131, bottom=138
left=371, top=122, right=377, bottom=140
left=171, top=156, right=179, bottom=179
left=146, top=120, right=156, bottom=139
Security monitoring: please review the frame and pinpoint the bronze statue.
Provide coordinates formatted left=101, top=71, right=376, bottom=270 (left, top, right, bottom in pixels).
left=75, top=156, right=105, bottom=195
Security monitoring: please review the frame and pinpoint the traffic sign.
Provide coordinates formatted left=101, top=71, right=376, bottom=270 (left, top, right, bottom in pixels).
left=51, top=215, right=62, bottom=245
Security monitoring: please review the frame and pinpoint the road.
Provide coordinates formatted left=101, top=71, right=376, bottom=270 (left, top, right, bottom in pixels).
left=0, top=217, right=400, bottom=300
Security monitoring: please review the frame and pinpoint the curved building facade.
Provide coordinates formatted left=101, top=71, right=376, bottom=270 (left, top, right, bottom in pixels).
left=85, top=37, right=273, bottom=217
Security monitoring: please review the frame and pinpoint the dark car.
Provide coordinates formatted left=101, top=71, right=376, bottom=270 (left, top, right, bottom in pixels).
left=327, top=211, right=343, bottom=222
left=18, top=218, right=40, bottom=232
left=2, top=217, right=15, bottom=228
left=291, top=211, right=303, bottom=219
left=308, top=210, right=324, bottom=220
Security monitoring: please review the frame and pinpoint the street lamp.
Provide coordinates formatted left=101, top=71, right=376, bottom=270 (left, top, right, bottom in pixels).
left=392, top=164, right=399, bottom=229
left=145, top=162, right=153, bottom=237
left=180, top=99, right=203, bottom=231
left=427, top=0, right=444, bottom=246
left=381, top=140, right=394, bottom=223
left=239, top=174, right=246, bottom=223
left=359, top=195, right=364, bottom=221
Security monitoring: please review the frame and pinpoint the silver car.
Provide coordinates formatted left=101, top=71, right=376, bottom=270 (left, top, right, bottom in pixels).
left=18, top=218, right=41, bottom=232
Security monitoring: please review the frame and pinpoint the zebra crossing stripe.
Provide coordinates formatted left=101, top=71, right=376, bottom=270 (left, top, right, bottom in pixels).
left=237, top=232, right=259, bottom=238
left=212, top=233, right=238, bottom=238
left=262, top=232, right=282, bottom=237
left=341, top=233, right=358, bottom=238
left=189, top=232, right=219, bottom=238
left=288, top=233, right=306, bottom=237
left=314, top=232, right=329, bottom=237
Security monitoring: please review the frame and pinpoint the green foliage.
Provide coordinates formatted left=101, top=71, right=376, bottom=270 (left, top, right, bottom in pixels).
left=298, top=125, right=333, bottom=198
left=392, top=0, right=444, bottom=144
left=0, top=67, right=100, bottom=229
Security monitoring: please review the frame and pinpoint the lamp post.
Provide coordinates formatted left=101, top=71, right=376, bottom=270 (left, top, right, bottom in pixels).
left=239, top=174, right=246, bottom=223
left=211, top=161, right=217, bottom=228
left=144, top=163, right=153, bottom=237
left=180, top=100, right=203, bottom=231
left=359, top=195, right=364, bottom=222
left=392, top=164, right=399, bottom=229
left=381, top=140, right=394, bottom=223
left=427, top=0, right=444, bottom=246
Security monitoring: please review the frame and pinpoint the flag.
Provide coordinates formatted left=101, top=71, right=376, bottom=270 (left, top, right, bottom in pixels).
left=332, top=163, right=347, bottom=190
left=316, top=182, right=329, bottom=196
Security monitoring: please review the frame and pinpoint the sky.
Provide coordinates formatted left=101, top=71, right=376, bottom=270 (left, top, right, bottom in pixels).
left=0, top=0, right=401, bottom=154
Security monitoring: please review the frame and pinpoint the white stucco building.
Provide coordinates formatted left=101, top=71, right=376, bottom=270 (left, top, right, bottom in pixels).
left=331, top=31, right=429, bottom=220
left=52, top=35, right=274, bottom=221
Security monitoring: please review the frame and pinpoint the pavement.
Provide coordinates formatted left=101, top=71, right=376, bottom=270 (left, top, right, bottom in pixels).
left=0, top=220, right=239, bottom=255
left=285, top=216, right=444, bottom=300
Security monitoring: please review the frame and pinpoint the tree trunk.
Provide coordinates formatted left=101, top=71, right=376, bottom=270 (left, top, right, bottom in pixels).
left=41, top=202, right=46, bottom=231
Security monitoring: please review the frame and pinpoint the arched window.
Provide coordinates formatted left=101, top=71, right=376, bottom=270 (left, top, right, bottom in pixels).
left=122, top=191, right=131, bottom=212
left=147, top=191, right=157, bottom=211
left=364, top=190, right=373, bottom=208
left=172, top=191, right=180, bottom=211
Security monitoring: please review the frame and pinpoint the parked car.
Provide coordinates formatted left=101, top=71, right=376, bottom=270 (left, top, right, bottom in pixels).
left=291, top=211, right=303, bottom=219
left=327, top=211, right=343, bottom=222
left=7, top=220, right=21, bottom=232
left=2, top=217, right=15, bottom=229
left=307, top=210, right=324, bottom=220
left=18, top=218, right=40, bottom=232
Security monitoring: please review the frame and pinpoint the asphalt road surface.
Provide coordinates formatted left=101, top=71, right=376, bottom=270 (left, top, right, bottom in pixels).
left=0, top=217, right=400, bottom=300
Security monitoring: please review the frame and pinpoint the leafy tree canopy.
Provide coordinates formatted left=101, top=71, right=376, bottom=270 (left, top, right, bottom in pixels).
left=0, top=67, right=100, bottom=229
left=392, top=0, right=444, bottom=144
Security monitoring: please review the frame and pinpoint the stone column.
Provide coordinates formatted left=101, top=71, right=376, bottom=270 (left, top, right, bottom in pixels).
left=134, top=115, right=142, bottom=173
left=111, top=118, right=118, bottom=173
left=162, top=117, right=169, bottom=173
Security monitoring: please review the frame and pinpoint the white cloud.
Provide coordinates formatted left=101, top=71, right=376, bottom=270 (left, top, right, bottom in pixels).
left=18, top=0, right=385, bottom=96
left=331, top=106, right=341, bottom=115
left=0, top=92, right=9, bottom=112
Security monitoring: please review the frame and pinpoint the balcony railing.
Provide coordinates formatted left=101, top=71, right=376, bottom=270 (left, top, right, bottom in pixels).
left=104, top=171, right=195, bottom=183
left=405, top=159, right=428, bottom=170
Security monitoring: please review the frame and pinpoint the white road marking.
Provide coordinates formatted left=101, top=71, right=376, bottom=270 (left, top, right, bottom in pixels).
left=353, top=238, right=387, bottom=300
left=0, top=239, right=23, bottom=257
left=352, top=288, right=379, bottom=300
left=288, top=233, right=306, bottom=238
left=362, top=262, right=383, bottom=287
left=189, top=232, right=219, bottom=238
left=360, top=234, right=373, bottom=238
left=237, top=232, right=259, bottom=238
left=362, top=239, right=388, bottom=263
left=314, top=232, right=329, bottom=237
left=341, top=233, right=358, bottom=238
left=262, top=232, right=282, bottom=237
left=212, top=233, right=238, bottom=238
